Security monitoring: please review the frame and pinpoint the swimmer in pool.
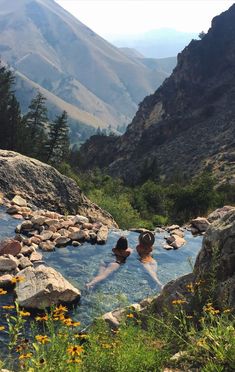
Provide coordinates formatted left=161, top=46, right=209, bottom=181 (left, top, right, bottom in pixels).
left=86, top=236, right=132, bottom=289
left=136, top=231, right=163, bottom=289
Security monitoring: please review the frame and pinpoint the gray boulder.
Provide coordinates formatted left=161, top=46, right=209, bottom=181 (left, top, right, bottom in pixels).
left=15, top=265, right=81, bottom=309
left=0, top=150, right=117, bottom=228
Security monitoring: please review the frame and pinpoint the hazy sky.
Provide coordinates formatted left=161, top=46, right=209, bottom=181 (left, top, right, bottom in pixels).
left=55, top=0, right=234, bottom=39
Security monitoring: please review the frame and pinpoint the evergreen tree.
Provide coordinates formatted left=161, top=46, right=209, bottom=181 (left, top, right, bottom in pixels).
left=24, top=92, right=48, bottom=158
left=46, top=111, right=70, bottom=164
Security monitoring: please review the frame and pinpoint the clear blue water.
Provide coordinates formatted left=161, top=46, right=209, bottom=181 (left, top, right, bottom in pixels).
left=0, top=206, right=203, bottom=328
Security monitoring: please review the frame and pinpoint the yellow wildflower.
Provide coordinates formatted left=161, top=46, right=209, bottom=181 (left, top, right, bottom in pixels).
left=127, top=313, right=134, bottom=318
left=35, top=335, right=50, bottom=344
left=67, top=345, right=84, bottom=356
left=0, top=288, right=7, bottom=295
left=186, top=315, right=193, bottom=319
left=75, top=334, right=89, bottom=339
left=223, top=309, right=231, bottom=313
left=53, top=314, right=65, bottom=321
left=2, top=305, right=15, bottom=310
left=54, top=304, right=68, bottom=313
left=19, top=311, right=31, bottom=317
left=101, top=343, right=112, bottom=349
left=19, top=353, right=32, bottom=360
left=0, top=326, right=5, bottom=331
left=36, top=315, right=48, bottom=322
left=196, top=338, right=206, bottom=347
left=11, top=276, right=24, bottom=284
left=172, top=299, right=186, bottom=305
left=67, top=358, right=82, bottom=364
left=186, top=282, right=194, bottom=293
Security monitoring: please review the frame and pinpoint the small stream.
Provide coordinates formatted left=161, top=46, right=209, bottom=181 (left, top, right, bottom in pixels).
left=0, top=206, right=203, bottom=327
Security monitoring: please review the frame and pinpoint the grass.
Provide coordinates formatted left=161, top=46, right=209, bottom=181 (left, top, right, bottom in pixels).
left=0, top=282, right=234, bottom=372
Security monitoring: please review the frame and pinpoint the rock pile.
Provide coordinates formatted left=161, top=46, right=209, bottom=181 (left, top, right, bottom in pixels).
left=5, top=196, right=109, bottom=254
left=163, top=225, right=186, bottom=250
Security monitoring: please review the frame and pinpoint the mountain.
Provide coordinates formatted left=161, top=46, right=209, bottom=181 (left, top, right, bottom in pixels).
left=80, top=5, right=235, bottom=185
left=112, top=28, right=198, bottom=58
left=0, top=0, right=175, bottom=140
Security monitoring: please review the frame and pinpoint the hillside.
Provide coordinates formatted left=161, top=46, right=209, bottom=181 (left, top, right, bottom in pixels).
left=80, top=4, right=235, bottom=185
left=0, top=0, right=175, bottom=138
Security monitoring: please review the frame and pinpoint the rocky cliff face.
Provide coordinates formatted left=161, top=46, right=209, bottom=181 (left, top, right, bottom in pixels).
left=80, top=4, right=235, bottom=185
left=0, top=150, right=117, bottom=228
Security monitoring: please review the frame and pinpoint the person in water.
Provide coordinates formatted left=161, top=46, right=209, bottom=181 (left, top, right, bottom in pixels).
left=136, top=231, right=163, bottom=289
left=86, top=236, right=132, bottom=289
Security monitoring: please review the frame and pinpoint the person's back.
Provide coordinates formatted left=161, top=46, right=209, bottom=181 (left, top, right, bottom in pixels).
left=112, top=236, right=132, bottom=264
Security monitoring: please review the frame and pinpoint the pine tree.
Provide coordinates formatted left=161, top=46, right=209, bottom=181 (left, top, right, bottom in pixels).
left=0, top=63, right=24, bottom=151
left=24, top=92, right=48, bottom=158
left=46, top=111, right=70, bottom=165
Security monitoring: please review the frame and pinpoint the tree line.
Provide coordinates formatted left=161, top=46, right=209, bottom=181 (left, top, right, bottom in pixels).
left=0, top=63, right=70, bottom=165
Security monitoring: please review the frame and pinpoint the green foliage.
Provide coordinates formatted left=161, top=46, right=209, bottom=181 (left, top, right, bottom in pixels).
left=46, top=111, right=70, bottom=164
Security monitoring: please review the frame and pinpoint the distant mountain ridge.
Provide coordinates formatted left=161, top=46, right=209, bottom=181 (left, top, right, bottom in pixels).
left=80, top=4, right=235, bottom=185
left=112, top=28, right=198, bottom=58
left=0, top=0, right=176, bottom=140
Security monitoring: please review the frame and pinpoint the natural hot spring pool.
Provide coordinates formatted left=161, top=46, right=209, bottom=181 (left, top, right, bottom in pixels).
left=0, top=207, right=203, bottom=327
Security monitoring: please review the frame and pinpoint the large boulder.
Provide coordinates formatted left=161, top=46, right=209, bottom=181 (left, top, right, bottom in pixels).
left=15, top=265, right=81, bottom=309
left=191, top=217, right=210, bottom=233
left=149, top=209, right=235, bottom=313
left=207, top=205, right=235, bottom=223
left=0, top=150, right=117, bottom=228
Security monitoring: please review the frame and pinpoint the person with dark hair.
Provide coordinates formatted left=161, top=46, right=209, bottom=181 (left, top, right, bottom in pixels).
left=136, top=231, right=163, bottom=289
left=86, top=236, right=132, bottom=289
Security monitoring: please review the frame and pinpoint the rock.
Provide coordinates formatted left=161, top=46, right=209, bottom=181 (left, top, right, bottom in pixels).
left=82, top=222, right=93, bottom=230
left=15, top=265, right=81, bottom=309
left=69, top=230, right=85, bottom=241
left=61, top=220, right=74, bottom=229
left=68, top=226, right=80, bottom=233
left=194, top=209, right=235, bottom=308
left=40, top=230, right=54, bottom=241
left=52, top=232, right=61, bottom=240
left=167, top=225, right=180, bottom=232
left=129, top=228, right=151, bottom=233
left=0, top=274, right=14, bottom=288
left=45, top=219, right=59, bottom=226
left=18, top=256, right=33, bottom=269
left=97, top=225, right=109, bottom=244
left=73, top=215, right=89, bottom=224
left=21, top=245, right=35, bottom=256
left=0, top=239, right=22, bottom=256
left=191, top=217, right=210, bottom=233
left=89, top=231, right=97, bottom=242
left=72, top=241, right=81, bottom=247
left=12, top=214, right=23, bottom=219
left=170, top=229, right=184, bottom=238
left=146, top=209, right=235, bottom=315
left=55, top=237, right=71, bottom=247
left=30, top=236, right=42, bottom=245
left=190, top=227, right=200, bottom=235
left=31, top=215, right=47, bottom=225
left=12, top=195, right=27, bottom=207
left=207, top=206, right=235, bottom=223
left=0, top=151, right=118, bottom=228
left=6, top=206, right=19, bottom=215
left=39, top=241, right=55, bottom=252
left=57, top=228, right=69, bottom=237
left=0, top=255, right=18, bottom=272
left=20, top=220, right=33, bottom=231
left=163, top=244, right=173, bottom=250
left=30, top=251, right=43, bottom=262
left=170, top=235, right=186, bottom=249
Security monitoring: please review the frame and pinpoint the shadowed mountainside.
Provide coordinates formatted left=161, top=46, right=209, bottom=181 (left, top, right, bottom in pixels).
left=80, top=4, right=235, bottom=185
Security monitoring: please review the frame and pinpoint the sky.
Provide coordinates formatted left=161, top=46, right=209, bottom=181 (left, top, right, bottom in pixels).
left=55, top=0, right=235, bottom=39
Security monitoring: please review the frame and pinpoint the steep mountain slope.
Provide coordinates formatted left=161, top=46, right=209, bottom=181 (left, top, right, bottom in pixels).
left=0, top=0, right=174, bottom=133
left=80, top=5, right=235, bottom=185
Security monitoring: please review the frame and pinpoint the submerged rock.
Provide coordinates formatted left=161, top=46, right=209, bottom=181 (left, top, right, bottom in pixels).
left=15, top=265, right=81, bottom=309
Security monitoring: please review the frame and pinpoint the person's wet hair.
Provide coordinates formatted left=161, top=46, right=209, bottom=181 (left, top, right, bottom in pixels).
left=115, top=236, right=128, bottom=250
